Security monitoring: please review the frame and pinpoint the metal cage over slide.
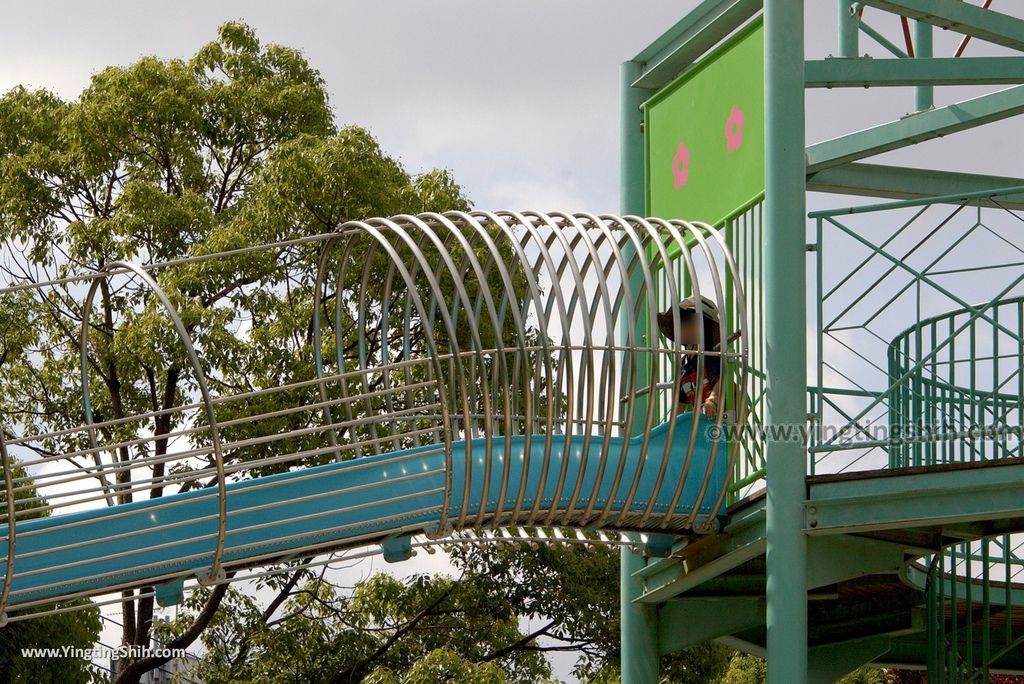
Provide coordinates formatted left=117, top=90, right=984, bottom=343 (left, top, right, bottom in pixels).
left=0, top=210, right=747, bottom=623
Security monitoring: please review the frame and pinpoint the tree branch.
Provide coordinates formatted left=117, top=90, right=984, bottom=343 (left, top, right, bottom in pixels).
left=113, top=572, right=234, bottom=684
left=337, top=579, right=460, bottom=683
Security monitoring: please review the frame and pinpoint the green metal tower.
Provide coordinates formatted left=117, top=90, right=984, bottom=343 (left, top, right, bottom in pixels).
left=620, top=1, right=1024, bottom=682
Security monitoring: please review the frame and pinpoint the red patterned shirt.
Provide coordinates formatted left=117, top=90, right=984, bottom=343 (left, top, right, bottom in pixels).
left=678, top=365, right=718, bottom=407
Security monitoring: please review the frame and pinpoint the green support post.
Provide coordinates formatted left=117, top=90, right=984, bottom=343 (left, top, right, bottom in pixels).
left=621, top=548, right=659, bottom=683
left=838, top=0, right=860, bottom=57
left=764, top=1, right=809, bottom=683
left=915, top=19, right=934, bottom=110
left=619, top=58, right=659, bottom=684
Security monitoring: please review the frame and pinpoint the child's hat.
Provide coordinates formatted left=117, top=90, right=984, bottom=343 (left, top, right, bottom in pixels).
left=656, top=295, right=720, bottom=341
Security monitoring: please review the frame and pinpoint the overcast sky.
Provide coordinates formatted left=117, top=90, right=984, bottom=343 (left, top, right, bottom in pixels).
left=3, top=1, right=1018, bottom=217
left=2, top=1, right=694, bottom=214
left=4, top=2, right=1023, bottom=680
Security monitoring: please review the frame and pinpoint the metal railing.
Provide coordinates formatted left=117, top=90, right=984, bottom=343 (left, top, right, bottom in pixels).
left=810, top=187, right=1024, bottom=681
left=811, top=187, right=1024, bottom=474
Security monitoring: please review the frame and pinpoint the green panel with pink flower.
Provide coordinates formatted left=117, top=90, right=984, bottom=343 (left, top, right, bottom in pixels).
left=644, top=18, right=765, bottom=227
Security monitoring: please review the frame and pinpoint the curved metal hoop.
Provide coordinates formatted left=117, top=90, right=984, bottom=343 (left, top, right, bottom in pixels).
left=79, top=261, right=228, bottom=585
left=0, top=209, right=747, bottom=620
left=314, top=210, right=748, bottom=534
left=0, top=429, right=16, bottom=626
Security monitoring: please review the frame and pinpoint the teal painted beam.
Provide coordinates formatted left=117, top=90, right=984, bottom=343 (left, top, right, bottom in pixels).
left=805, top=536, right=906, bottom=590
left=837, top=1, right=859, bottom=58
left=903, top=562, right=1024, bottom=609
left=637, top=538, right=767, bottom=603
left=809, top=606, right=925, bottom=650
left=805, top=57, right=1024, bottom=88
left=717, top=634, right=767, bottom=657
left=914, top=20, right=933, bottom=111
left=806, top=461, right=1024, bottom=535
left=806, top=162, right=1024, bottom=210
left=622, top=549, right=659, bottom=683
left=619, top=61, right=655, bottom=435
left=856, top=0, right=1024, bottom=52
left=764, top=0, right=809, bottom=680
left=806, top=84, right=1024, bottom=173
left=879, top=634, right=1024, bottom=670
left=809, top=179, right=1024, bottom=216
left=658, top=597, right=766, bottom=655
left=632, top=0, right=756, bottom=62
left=633, top=497, right=767, bottom=603
left=808, top=635, right=892, bottom=684
left=679, top=574, right=771, bottom=596
left=858, top=18, right=909, bottom=59
left=631, top=0, right=762, bottom=90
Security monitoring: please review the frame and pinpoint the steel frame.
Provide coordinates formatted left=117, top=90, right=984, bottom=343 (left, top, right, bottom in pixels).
left=620, top=1, right=1024, bottom=682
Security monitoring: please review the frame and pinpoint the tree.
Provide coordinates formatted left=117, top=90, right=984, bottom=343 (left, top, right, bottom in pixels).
left=363, top=648, right=511, bottom=684
left=0, top=19, right=756, bottom=684
left=157, top=535, right=737, bottom=683
left=718, top=653, right=766, bottom=684
left=0, top=20, right=475, bottom=684
left=0, top=603, right=103, bottom=684
left=0, top=462, right=103, bottom=683
left=839, top=666, right=887, bottom=684
left=154, top=560, right=554, bottom=683
left=712, top=655, right=891, bottom=684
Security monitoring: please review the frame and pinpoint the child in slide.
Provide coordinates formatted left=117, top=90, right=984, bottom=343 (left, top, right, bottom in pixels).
left=656, top=295, right=724, bottom=419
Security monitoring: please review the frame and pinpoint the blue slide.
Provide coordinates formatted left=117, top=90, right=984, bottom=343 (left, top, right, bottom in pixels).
left=4, top=412, right=726, bottom=609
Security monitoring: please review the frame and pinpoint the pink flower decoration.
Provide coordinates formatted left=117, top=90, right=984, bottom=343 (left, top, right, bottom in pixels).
left=672, top=143, right=690, bottom=188
left=725, top=105, right=744, bottom=152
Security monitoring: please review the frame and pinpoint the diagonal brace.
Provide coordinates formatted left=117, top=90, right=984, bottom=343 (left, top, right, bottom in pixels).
left=856, top=0, right=1024, bottom=52
left=807, top=84, right=1024, bottom=173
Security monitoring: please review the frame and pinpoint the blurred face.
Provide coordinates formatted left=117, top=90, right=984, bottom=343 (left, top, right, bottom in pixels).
left=681, top=317, right=701, bottom=347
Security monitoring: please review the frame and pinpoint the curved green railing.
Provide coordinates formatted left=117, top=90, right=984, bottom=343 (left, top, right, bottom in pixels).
left=888, top=295, right=1024, bottom=679
left=887, top=295, right=1024, bottom=469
